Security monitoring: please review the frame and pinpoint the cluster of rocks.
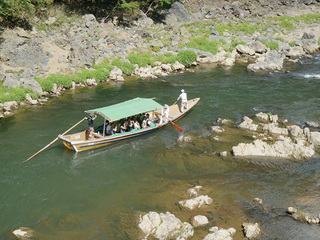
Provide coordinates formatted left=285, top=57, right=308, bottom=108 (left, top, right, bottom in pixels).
left=138, top=185, right=263, bottom=239
left=287, top=206, right=320, bottom=225
left=0, top=1, right=320, bottom=118
left=138, top=185, right=237, bottom=240
left=211, top=112, right=320, bottom=160
left=0, top=95, right=48, bottom=118
left=232, top=112, right=320, bottom=159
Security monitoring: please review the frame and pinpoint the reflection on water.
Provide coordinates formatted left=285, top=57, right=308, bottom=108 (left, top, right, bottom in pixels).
left=0, top=54, right=320, bottom=239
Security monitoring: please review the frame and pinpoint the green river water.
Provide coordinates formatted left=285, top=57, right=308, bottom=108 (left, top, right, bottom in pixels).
left=1, top=54, right=320, bottom=239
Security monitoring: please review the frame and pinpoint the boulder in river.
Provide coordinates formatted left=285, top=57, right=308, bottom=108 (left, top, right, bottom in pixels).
left=242, top=222, right=260, bottom=239
left=138, top=211, right=194, bottom=240
left=191, top=215, right=209, bottom=227
left=247, top=50, right=285, bottom=72
left=203, top=226, right=236, bottom=240
left=178, top=195, right=213, bottom=211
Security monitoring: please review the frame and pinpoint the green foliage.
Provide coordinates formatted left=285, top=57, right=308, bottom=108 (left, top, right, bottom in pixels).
left=177, top=50, right=197, bottom=67
left=275, top=36, right=285, bottom=42
left=187, top=37, right=218, bottom=55
left=0, top=85, right=39, bottom=103
left=318, top=38, right=320, bottom=45
left=128, top=52, right=155, bottom=67
left=121, top=0, right=140, bottom=12
left=112, top=57, right=135, bottom=75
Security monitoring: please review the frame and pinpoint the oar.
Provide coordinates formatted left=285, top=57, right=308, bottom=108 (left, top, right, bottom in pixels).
left=169, top=119, right=183, bottom=132
left=23, top=117, right=86, bottom=163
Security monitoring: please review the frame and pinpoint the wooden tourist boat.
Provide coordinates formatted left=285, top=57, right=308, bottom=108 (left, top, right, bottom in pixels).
left=58, top=97, right=200, bottom=152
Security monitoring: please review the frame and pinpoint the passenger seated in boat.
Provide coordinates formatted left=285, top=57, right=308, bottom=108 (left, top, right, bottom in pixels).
left=128, top=120, right=134, bottom=131
left=120, top=122, right=128, bottom=133
left=160, top=104, right=169, bottom=124
left=106, top=123, right=117, bottom=135
left=142, top=114, right=153, bottom=128
left=134, top=119, right=141, bottom=130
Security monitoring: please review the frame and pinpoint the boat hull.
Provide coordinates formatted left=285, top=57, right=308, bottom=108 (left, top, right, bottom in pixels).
left=59, top=98, right=200, bottom=152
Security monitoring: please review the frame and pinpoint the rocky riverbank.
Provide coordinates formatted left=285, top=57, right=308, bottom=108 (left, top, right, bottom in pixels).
left=0, top=0, right=320, bottom=118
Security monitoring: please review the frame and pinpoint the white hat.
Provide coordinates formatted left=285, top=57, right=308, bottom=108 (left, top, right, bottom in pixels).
left=164, top=104, right=169, bottom=108
left=181, top=89, right=185, bottom=93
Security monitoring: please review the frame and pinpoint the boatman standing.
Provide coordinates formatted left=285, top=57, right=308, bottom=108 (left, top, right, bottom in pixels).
left=177, top=89, right=188, bottom=112
left=87, top=113, right=97, bottom=138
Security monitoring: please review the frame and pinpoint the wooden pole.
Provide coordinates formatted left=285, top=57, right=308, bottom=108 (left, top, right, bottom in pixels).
left=23, top=117, right=87, bottom=163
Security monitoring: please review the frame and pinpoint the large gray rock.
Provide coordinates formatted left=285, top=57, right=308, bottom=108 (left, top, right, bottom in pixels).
left=19, top=78, right=43, bottom=93
left=136, top=10, right=153, bottom=28
left=3, top=101, right=18, bottom=111
left=0, top=38, right=48, bottom=69
left=247, top=51, right=285, bottom=72
left=249, top=41, right=267, bottom=54
left=68, top=41, right=96, bottom=67
left=83, top=14, right=97, bottom=29
left=165, top=2, right=193, bottom=26
left=3, top=74, right=20, bottom=88
left=236, top=44, right=255, bottom=56
left=286, top=46, right=305, bottom=58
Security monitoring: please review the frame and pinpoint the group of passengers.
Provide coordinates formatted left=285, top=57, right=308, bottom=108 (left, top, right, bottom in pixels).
left=97, top=113, right=154, bottom=136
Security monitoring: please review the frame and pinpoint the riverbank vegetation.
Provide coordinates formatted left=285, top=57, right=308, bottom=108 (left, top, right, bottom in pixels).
left=1, top=1, right=320, bottom=104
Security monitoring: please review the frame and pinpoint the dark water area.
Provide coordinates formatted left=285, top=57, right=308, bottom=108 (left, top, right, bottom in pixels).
left=0, top=54, right=320, bottom=239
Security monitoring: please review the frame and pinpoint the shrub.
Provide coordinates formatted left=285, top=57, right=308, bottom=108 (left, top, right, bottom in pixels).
left=187, top=37, right=218, bottom=55
left=112, top=57, right=135, bottom=75
left=177, top=50, right=197, bottom=67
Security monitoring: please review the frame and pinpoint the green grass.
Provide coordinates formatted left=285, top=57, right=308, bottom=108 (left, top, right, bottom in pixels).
left=0, top=85, right=39, bottom=103
left=187, top=36, right=219, bottom=55
left=112, top=57, right=135, bottom=75
left=260, top=40, right=279, bottom=50
left=127, top=51, right=155, bottom=67
left=155, top=53, right=177, bottom=64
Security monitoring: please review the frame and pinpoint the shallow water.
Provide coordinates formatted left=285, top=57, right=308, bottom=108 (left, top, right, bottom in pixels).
left=0, top=54, right=320, bottom=239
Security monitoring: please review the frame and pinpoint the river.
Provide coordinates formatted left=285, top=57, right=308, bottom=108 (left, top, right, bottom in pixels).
left=0, top=54, right=319, bottom=239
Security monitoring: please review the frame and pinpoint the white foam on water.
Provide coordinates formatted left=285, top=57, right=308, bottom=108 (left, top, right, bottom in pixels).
left=303, top=74, right=320, bottom=79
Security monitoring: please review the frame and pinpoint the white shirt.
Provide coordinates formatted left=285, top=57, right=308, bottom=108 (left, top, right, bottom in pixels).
left=177, top=92, right=187, bottom=102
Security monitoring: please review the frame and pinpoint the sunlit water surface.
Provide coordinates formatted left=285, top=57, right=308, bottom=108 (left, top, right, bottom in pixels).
left=0, top=54, right=320, bottom=239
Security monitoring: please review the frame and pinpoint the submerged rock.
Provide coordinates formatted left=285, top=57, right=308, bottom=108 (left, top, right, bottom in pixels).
left=287, top=206, right=320, bottom=224
left=178, top=195, right=213, bottom=211
left=11, top=227, right=36, bottom=240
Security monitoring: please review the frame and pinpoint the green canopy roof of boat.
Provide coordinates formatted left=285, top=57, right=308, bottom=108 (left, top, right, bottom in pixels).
left=85, top=97, right=163, bottom=122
